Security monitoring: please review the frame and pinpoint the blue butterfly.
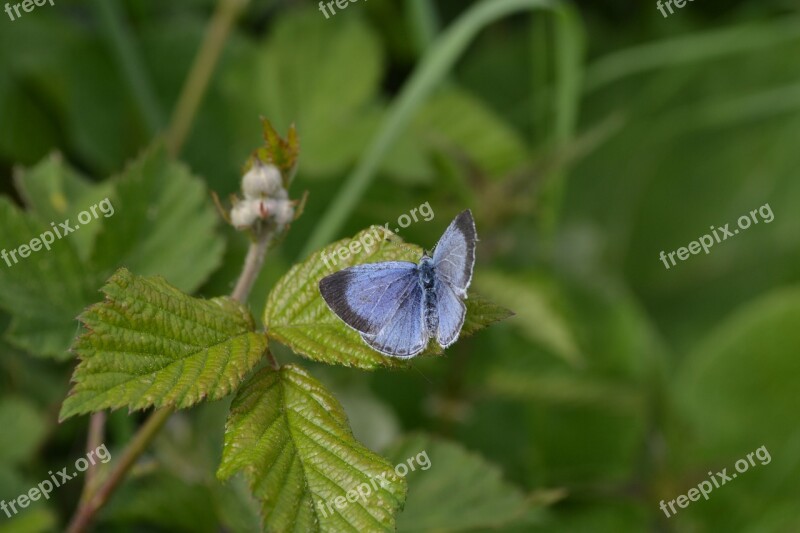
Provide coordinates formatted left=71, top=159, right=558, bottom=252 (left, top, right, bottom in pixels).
left=319, top=210, right=477, bottom=358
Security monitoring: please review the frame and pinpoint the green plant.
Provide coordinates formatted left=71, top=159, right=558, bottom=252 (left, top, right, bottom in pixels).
left=29, top=119, right=506, bottom=532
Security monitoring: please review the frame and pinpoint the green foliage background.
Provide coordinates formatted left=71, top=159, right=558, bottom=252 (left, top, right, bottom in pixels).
left=1, top=0, right=799, bottom=531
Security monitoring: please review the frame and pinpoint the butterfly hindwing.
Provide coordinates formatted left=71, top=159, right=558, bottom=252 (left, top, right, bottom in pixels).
left=432, top=210, right=477, bottom=295
left=361, top=281, right=428, bottom=358
left=319, top=261, right=419, bottom=335
left=435, top=277, right=467, bottom=348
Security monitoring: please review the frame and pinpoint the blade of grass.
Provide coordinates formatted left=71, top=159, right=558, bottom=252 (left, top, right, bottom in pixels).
left=91, top=0, right=164, bottom=135
left=584, top=15, right=800, bottom=93
left=537, top=3, right=584, bottom=249
left=407, top=0, right=440, bottom=55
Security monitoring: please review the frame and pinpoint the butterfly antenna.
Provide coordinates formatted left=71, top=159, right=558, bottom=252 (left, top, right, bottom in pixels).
left=411, top=362, right=434, bottom=385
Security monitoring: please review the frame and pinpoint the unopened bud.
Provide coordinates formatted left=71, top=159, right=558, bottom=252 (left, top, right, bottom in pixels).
left=230, top=201, right=259, bottom=229
left=242, top=163, right=283, bottom=199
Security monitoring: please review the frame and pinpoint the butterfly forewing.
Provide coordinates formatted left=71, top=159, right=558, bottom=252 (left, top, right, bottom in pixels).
left=432, top=210, right=477, bottom=295
left=319, top=261, right=419, bottom=335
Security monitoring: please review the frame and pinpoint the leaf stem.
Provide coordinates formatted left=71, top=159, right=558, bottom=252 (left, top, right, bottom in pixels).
left=166, top=0, right=250, bottom=156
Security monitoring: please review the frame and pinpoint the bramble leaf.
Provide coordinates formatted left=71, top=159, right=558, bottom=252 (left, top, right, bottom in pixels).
left=218, top=364, right=407, bottom=533
left=264, top=228, right=414, bottom=369
left=90, top=144, right=225, bottom=293
left=264, top=228, right=511, bottom=369
left=59, top=269, right=267, bottom=420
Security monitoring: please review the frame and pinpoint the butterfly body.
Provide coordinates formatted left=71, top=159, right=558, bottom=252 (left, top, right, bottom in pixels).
left=419, top=257, right=440, bottom=337
left=319, top=210, right=477, bottom=358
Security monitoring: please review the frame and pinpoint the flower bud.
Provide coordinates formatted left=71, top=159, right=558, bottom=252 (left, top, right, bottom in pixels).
left=230, top=201, right=259, bottom=229
left=242, top=163, right=283, bottom=199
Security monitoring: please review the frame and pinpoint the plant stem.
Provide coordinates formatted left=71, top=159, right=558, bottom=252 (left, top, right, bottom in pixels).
left=166, top=0, right=250, bottom=156
left=301, top=0, right=561, bottom=257
left=66, top=408, right=173, bottom=533
left=81, top=412, right=106, bottom=501
left=232, top=235, right=270, bottom=303
left=65, top=230, right=271, bottom=532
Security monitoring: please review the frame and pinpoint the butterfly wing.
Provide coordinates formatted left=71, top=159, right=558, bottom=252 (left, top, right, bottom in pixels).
left=319, top=261, right=419, bottom=336
left=432, top=210, right=477, bottom=296
left=434, top=278, right=467, bottom=348
left=361, top=281, right=428, bottom=358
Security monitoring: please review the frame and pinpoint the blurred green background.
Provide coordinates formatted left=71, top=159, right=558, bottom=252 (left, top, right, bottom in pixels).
left=1, top=0, right=799, bottom=531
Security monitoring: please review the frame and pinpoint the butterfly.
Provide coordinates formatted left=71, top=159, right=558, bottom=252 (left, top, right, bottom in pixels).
left=319, top=210, right=477, bottom=358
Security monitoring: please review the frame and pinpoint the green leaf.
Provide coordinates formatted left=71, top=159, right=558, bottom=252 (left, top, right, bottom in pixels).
left=264, top=228, right=510, bottom=369
left=229, top=10, right=384, bottom=178
left=461, top=292, right=515, bottom=338
left=384, top=433, right=532, bottom=532
left=248, top=119, right=300, bottom=186
left=413, top=86, right=529, bottom=179
left=475, top=271, right=583, bottom=366
left=670, top=287, right=800, bottom=533
left=0, top=397, right=48, bottom=466
left=90, top=144, right=225, bottom=293
left=14, top=153, right=113, bottom=260
left=0, top=146, right=224, bottom=360
left=60, top=268, right=267, bottom=420
left=676, top=287, right=800, bottom=456
left=218, top=364, right=407, bottom=533
left=0, top=197, right=99, bottom=359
